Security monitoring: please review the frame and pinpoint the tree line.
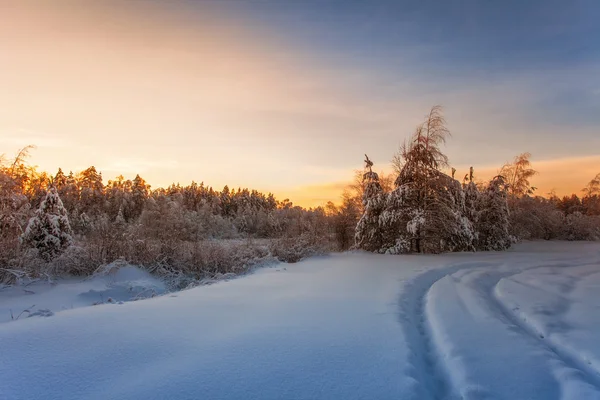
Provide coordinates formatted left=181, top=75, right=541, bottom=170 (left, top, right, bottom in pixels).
left=0, top=147, right=333, bottom=284
left=1, top=107, right=599, bottom=283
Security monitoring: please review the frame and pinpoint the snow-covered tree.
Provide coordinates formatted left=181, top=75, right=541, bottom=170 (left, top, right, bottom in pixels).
left=463, top=168, right=479, bottom=220
left=358, top=107, right=478, bottom=254
left=477, top=175, right=511, bottom=251
left=382, top=106, right=475, bottom=253
left=22, top=187, right=74, bottom=260
left=355, top=155, right=386, bottom=251
left=1, top=147, right=34, bottom=264
left=462, top=167, right=480, bottom=243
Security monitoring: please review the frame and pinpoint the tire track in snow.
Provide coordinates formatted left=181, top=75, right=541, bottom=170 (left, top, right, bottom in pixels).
left=450, top=260, right=600, bottom=392
left=397, top=261, right=501, bottom=400
left=488, top=268, right=600, bottom=390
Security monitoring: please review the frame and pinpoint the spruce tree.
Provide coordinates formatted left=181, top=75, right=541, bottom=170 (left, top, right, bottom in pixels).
left=23, top=187, right=74, bottom=260
left=355, top=155, right=385, bottom=251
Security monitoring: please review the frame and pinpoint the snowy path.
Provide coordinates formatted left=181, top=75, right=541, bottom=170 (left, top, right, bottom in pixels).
left=1, top=242, right=600, bottom=400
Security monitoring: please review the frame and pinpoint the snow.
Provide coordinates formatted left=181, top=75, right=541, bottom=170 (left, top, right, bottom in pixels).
left=0, top=264, right=166, bottom=324
left=1, top=242, right=600, bottom=400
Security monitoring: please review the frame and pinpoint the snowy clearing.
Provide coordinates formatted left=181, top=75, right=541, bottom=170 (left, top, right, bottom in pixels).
left=1, top=242, right=600, bottom=400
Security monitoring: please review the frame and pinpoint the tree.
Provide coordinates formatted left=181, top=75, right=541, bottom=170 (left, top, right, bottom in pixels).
left=477, top=176, right=511, bottom=251
left=54, top=168, right=67, bottom=188
left=391, top=145, right=404, bottom=178
left=327, top=190, right=361, bottom=251
left=22, top=187, right=74, bottom=261
left=463, top=167, right=480, bottom=227
left=130, top=174, right=150, bottom=220
left=78, top=166, right=104, bottom=214
left=357, top=106, right=477, bottom=254
left=582, top=173, right=600, bottom=197
left=582, top=173, right=600, bottom=216
left=0, top=147, right=35, bottom=263
left=57, top=171, right=80, bottom=214
left=355, top=155, right=385, bottom=251
left=499, top=153, right=537, bottom=197
left=385, top=105, right=460, bottom=253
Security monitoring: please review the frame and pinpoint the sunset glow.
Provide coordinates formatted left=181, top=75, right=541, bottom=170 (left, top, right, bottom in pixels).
left=1, top=0, right=598, bottom=207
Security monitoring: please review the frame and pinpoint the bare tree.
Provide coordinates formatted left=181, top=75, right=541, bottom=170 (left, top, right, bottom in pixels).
left=583, top=173, right=600, bottom=197
left=499, top=153, right=537, bottom=197
left=391, top=146, right=404, bottom=177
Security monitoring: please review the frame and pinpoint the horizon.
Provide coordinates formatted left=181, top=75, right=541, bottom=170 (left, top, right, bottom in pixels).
left=2, top=1, right=599, bottom=207
left=5, top=145, right=599, bottom=208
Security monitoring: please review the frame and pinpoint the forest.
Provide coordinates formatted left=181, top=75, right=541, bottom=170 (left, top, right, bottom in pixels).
left=1, top=107, right=599, bottom=286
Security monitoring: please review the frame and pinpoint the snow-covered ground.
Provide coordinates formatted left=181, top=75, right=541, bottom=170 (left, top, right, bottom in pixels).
left=1, top=242, right=600, bottom=400
left=0, top=265, right=166, bottom=324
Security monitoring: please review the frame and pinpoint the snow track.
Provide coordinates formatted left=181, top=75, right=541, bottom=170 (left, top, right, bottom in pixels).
left=491, top=272, right=600, bottom=391
left=422, top=258, right=600, bottom=400
left=397, top=261, right=500, bottom=400
left=494, top=262, right=600, bottom=385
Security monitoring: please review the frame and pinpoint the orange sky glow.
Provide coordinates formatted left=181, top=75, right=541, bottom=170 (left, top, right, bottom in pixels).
left=1, top=1, right=598, bottom=208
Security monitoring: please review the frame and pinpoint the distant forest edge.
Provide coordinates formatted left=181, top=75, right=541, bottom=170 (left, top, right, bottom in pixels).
left=2, top=106, right=599, bottom=285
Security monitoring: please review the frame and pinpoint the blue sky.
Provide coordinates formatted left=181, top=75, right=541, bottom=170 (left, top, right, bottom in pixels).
left=212, top=0, right=600, bottom=168
left=225, top=0, right=599, bottom=71
left=1, top=0, right=599, bottom=205
left=221, top=0, right=600, bottom=125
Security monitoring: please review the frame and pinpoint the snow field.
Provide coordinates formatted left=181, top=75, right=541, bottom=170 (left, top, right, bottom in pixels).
left=1, top=242, right=600, bottom=400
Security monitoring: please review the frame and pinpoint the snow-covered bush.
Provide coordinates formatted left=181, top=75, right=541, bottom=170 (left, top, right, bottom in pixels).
left=561, top=212, right=600, bottom=241
left=48, top=245, right=95, bottom=276
left=269, top=233, right=327, bottom=263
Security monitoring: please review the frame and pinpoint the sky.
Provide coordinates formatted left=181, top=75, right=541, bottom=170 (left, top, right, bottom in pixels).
left=1, top=0, right=599, bottom=207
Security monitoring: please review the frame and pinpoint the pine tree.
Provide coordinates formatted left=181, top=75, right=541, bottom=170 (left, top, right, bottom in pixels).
left=477, top=175, right=511, bottom=251
left=23, top=187, right=74, bottom=260
left=355, top=155, right=385, bottom=251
